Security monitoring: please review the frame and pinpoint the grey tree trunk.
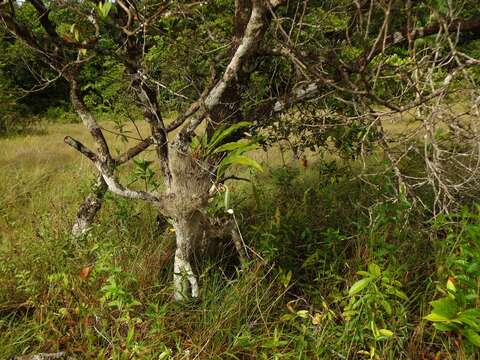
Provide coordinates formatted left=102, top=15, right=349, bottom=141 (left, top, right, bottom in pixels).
left=166, top=140, right=211, bottom=299
left=172, top=217, right=200, bottom=300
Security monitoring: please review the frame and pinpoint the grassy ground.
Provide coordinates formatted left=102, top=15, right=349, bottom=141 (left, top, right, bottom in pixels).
left=0, top=122, right=479, bottom=359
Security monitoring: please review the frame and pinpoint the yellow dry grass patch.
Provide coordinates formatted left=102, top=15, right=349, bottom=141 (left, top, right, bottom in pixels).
left=0, top=121, right=154, bottom=244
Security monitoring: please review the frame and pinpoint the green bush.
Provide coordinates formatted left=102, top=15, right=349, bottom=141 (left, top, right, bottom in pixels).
left=43, top=106, right=79, bottom=124
left=425, top=208, right=480, bottom=353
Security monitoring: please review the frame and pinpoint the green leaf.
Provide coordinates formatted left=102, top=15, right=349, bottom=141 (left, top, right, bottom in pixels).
left=201, top=132, right=208, bottom=149
left=126, top=326, right=135, bottom=344
left=368, top=263, right=381, bottom=277
left=391, top=288, right=408, bottom=301
left=424, top=312, right=451, bottom=322
left=425, top=296, right=458, bottom=324
left=356, top=270, right=371, bottom=277
left=433, top=322, right=455, bottom=332
left=217, top=154, right=263, bottom=178
left=348, top=277, right=372, bottom=296
left=207, top=122, right=252, bottom=153
left=430, top=296, right=458, bottom=320
left=459, top=309, right=480, bottom=318
left=280, top=313, right=295, bottom=322
left=296, top=310, right=309, bottom=318
left=380, top=300, right=392, bottom=315
left=190, top=137, right=200, bottom=149
left=227, top=155, right=262, bottom=171
left=213, top=140, right=258, bottom=154
left=261, top=339, right=288, bottom=349
left=280, top=270, right=292, bottom=288
left=378, top=329, right=394, bottom=337
left=446, top=278, right=456, bottom=293
left=370, top=320, right=379, bottom=338
left=458, top=309, right=480, bottom=330
left=465, top=329, right=480, bottom=347
left=158, top=350, right=172, bottom=360
left=98, top=1, right=112, bottom=19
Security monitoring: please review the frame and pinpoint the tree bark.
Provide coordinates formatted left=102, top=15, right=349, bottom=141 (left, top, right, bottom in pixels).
left=172, top=217, right=200, bottom=300
left=71, top=174, right=107, bottom=236
left=166, top=139, right=212, bottom=299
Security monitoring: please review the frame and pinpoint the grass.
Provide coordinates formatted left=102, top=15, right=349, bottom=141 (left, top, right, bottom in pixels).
left=1, top=121, right=479, bottom=359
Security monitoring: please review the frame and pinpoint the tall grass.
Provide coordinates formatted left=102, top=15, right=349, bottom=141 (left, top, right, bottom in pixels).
left=1, top=124, right=479, bottom=359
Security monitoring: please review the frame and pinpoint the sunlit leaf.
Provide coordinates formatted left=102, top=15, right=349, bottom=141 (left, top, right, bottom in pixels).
left=348, top=277, right=372, bottom=296
left=430, top=296, right=458, bottom=320
left=465, top=329, right=480, bottom=347
left=378, top=329, right=394, bottom=337
left=368, top=263, right=381, bottom=277
left=207, top=121, right=252, bottom=153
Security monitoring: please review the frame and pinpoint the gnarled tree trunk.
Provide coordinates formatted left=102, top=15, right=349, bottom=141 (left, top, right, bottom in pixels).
left=165, top=139, right=212, bottom=299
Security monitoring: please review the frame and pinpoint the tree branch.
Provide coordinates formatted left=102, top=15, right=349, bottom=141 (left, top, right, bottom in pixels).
left=351, top=17, right=480, bottom=72
left=64, top=136, right=97, bottom=162
left=68, top=77, right=112, bottom=164
left=64, top=136, right=168, bottom=207
left=114, top=137, right=154, bottom=165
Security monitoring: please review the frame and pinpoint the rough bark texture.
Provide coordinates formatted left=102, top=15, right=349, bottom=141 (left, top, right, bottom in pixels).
left=71, top=174, right=107, bottom=236
left=166, top=139, right=212, bottom=299
left=172, top=217, right=200, bottom=300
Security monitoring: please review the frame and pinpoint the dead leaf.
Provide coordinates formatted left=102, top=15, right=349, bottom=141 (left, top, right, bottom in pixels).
left=79, top=266, right=92, bottom=280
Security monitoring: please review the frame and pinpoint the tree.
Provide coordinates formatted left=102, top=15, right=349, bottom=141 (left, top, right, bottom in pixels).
left=0, top=15, right=72, bottom=133
left=1, top=0, right=480, bottom=299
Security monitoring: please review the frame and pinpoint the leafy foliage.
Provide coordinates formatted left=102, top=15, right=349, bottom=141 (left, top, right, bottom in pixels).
left=190, top=122, right=263, bottom=178
left=128, top=159, right=160, bottom=191
left=425, top=209, right=480, bottom=350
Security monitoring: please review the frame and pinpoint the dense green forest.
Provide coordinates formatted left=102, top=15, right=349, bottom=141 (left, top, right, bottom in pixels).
left=1, top=0, right=480, bottom=359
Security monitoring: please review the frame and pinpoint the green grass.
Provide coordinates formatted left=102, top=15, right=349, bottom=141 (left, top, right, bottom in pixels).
left=1, top=122, right=479, bottom=359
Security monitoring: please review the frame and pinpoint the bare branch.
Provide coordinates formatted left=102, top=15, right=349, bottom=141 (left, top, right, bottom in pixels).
left=64, top=136, right=97, bottom=162
left=64, top=136, right=167, bottom=207
left=68, top=77, right=112, bottom=163
left=114, top=137, right=154, bottom=165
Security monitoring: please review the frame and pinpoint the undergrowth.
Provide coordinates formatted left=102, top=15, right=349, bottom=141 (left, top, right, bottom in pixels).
left=1, top=158, right=479, bottom=359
